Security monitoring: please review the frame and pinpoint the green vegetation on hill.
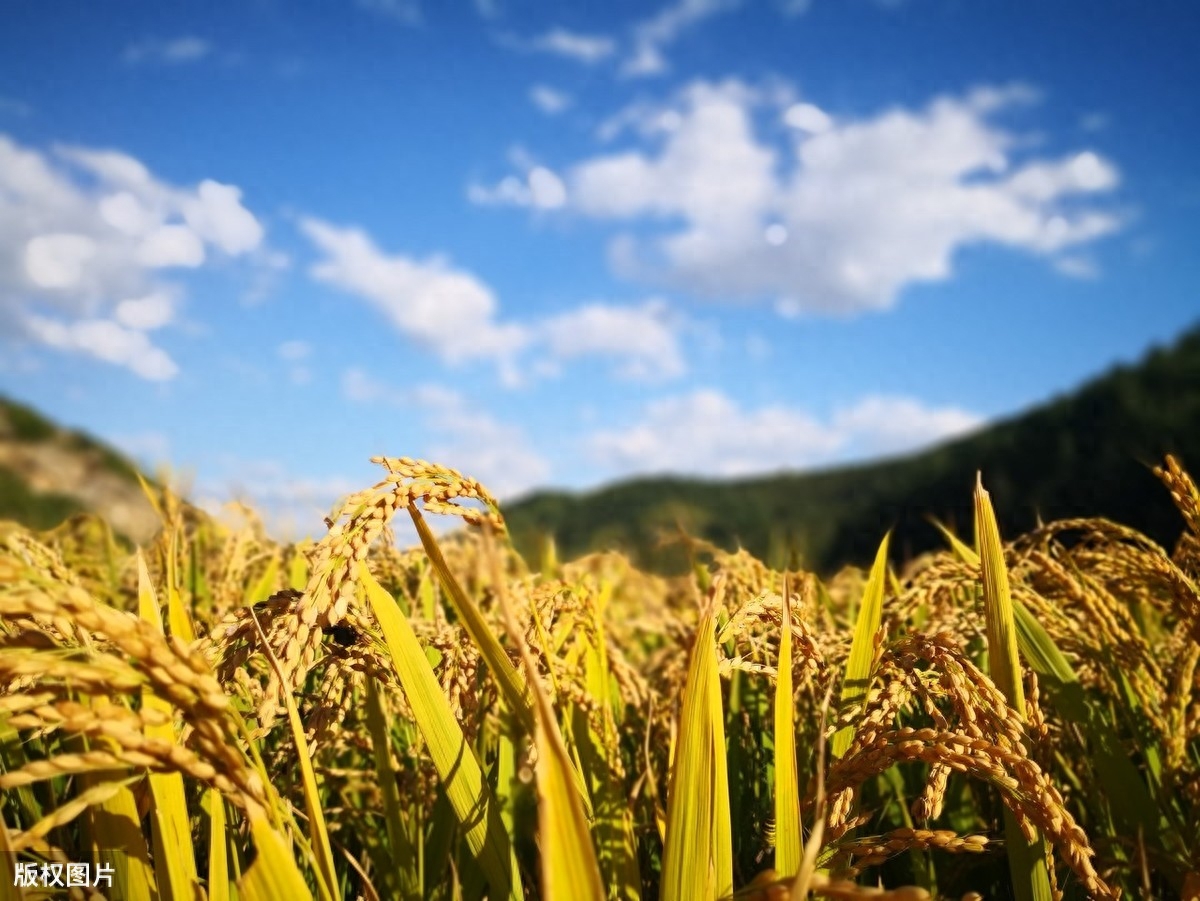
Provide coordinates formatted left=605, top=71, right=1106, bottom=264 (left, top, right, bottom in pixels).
left=505, top=324, right=1200, bottom=576
left=0, top=395, right=158, bottom=542
left=0, top=464, right=87, bottom=530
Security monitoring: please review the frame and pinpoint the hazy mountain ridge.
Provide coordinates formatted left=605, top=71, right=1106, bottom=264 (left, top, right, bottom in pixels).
left=3, top=323, right=1198, bottom=572
left=0, top=396, right=159, bottom=544
left=503, top=324, right=1200, bottom=575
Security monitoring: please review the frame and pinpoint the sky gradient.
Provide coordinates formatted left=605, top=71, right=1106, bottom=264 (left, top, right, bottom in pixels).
left=1, top=0, right=1197, bottom=538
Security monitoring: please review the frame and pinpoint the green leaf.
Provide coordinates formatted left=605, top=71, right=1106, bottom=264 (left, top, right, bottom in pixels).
left=832, top=533, right=890, bottom=760
left=359, top=562, right=522, bottom=901
left=773, top=575, right=802, bottom=878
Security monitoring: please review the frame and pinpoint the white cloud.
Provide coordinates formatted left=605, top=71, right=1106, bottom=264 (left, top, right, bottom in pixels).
left=340, top=371, right=550, bottom=499
left=1053, top=255, right=1099, bottom=279
left=596, top=100, right=689, bottom=142
left=830, top=396, right=983, bottom=455
left=783, top=102, right=832, bottom=134
left=589, top=390, right=840, bottom=476
left=242, top=248, right=291, bottom=305
left=468, top=166, right=567, bottom=210
left=587, top=390, right=983, bottom=477
left=528, top=167, right=568, bottom=208
left=487, top=80, right=1122, bottom=314
left=193, top=457, right=366, bottom=542
left=24, top=234, right=97, bottom=289
left=622, top=0, right=740, bottom=78
left=776, top=0, right=812, bottom=16
left=277, top=339, right=311, bottom=361
left=530, top=84, right=572, bottom=115
left=341, top=367, right=402, bottom=404
left=528, top=27, right=616, bottom=64
left=571, top=81, right=775, bottom=227
left=356, top=0, right=421, bottom=24
left=135, top=224, right=206, bottom=268
left=181, top=181, right=264, bottom=254
left=114, top=292, right=174, bottom=330
left=301, top=218, right=529, bottom=382
left=22, top=315, right=179, bottom=381
left=423, top=398, right=551, bottom=501
left=123, top=37, right=213, bottom=65
left=0, top=134, right=266, bottom=380
left=538, top=299, right=685, bottom=380
left=277, top=339, right=312, bottom=384
left=306, top=221, right=695, bottom=387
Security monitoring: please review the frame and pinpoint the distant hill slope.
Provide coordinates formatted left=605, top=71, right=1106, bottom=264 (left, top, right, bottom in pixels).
left=0, top=396, right=160, bottom=544
left=504, top=324, right=1200, bottom=576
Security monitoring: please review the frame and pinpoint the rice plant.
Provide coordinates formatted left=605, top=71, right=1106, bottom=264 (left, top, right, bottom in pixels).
left=1, top=453, right=1198, bottom=899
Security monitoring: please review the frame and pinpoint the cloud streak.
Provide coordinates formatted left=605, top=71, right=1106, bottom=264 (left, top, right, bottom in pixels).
left=480, top=81, right=1123, bottom=316
left=122, top=37, right=213, bottom=65
left=0, top=134, right=265, bottom=379
left=588, top=390, right=983, bottom=477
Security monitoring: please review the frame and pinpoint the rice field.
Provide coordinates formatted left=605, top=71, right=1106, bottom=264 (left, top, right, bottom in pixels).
left=1, top=453, right=1198, bottom=900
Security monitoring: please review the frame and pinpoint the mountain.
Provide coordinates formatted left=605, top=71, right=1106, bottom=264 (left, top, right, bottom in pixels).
left=0, top=396, right=160, bottom=544
left=3, top=323, right=1198, bottom=571
left=503, top=324, right=1200, bottom=576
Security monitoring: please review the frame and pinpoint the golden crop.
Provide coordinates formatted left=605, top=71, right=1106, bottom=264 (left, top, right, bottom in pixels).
left=0, top=455, right=1197, bottom=900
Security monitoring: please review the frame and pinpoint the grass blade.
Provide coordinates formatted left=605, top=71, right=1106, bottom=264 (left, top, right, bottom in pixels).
left=202, top=788, right=231, bottom=901
left=359, top=561, right=522, bottom=901
left=410, top=506, right=594, bottom=818
left=136, top=551, right=200, bottom=901
left=661, top=574, right=732, bottom=901
left=409, top=506, right=535, bottom=733
left=832, top=533, right=890, bottom=760
left=773, top=574, right=802, bottom=878
left=239, top=816, right=314, bottom=901
left=247, top=610, right=338, bottom=901
left=975, top=474, right=1055, bottom=901
left=365, top=677, right=422, bottom=900
left=483, top=524, right=605, bottom=900
left=0, top=804, right=22, bottom=901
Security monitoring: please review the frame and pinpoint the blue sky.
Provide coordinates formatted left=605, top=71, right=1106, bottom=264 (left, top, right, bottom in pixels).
left=1, top=0, right=1197, bottom=538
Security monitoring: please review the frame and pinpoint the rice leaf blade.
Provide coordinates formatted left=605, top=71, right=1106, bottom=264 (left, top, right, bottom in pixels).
left=359, top=562, right=522, bottom=901
left=661, top=575, right=729, bottom=901
left=832, top=533, right=890, bottom=760
left=136, top=551, right=200, bottom=901
left=975, top=475, right=1055, bottom=901
left=239, top=816, right=314, bottom=901
left=773, top=575, right=802, bottom=878
left=409, top=506, right=535, bottom=733
left=247, top=609, right=339, bottom=901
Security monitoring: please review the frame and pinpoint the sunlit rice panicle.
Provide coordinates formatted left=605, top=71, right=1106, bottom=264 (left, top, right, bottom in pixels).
left=243, top=456, right=506, bottom=725
left=1, top=453, right=1197, bottom=900
left=1156, top=455, right=1200, bottom=539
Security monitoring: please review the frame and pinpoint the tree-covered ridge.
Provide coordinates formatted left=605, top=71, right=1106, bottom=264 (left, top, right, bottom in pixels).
left=504, top=324, right=1200, bottom=576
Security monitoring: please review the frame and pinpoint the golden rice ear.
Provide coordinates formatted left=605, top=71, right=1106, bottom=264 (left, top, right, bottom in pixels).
left=1154, top=454, right=1200, bottom=538
left=0, top=448, right=1164, bottom=901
